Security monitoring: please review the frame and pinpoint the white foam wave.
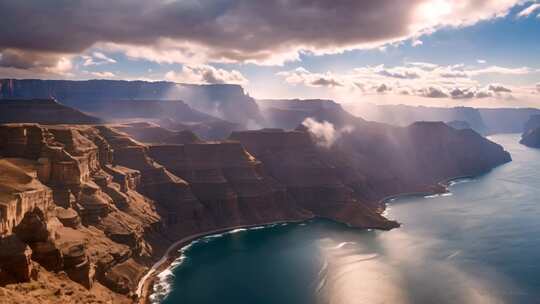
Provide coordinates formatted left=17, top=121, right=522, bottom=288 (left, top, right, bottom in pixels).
left=424, top=192, right=453, bottom=199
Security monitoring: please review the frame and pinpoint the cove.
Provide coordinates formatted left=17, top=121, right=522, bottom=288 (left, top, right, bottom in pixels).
left=153, top=134, right=540, bottom=304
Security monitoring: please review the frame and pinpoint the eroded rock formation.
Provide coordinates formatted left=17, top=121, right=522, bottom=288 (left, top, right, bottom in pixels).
left=0, top=124, right=162, bottom=300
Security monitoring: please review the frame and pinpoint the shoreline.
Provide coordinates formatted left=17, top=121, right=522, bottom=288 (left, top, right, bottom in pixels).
left=137, top=175, right=477, bottom=304
left=379, top=175, right=475, bottom=206
left=136, top=218, right=309, bottom=304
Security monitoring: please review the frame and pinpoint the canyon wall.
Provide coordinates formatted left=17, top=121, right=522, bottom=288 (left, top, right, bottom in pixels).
left=0, top=79, right=263, bottom=127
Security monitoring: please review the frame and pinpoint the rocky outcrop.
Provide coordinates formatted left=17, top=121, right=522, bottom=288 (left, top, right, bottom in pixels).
left=0, top=124, right=163, bottom=301
left=0, top=99, right=101, bottom=125
left=0, top=236, right=34, bottom=284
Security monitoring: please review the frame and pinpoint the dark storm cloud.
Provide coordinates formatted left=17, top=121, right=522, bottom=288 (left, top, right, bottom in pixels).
left=0, top=0, right=521, bottom=67
left=0, top=0, right=414, bottom=56
left=488, top=84, right=512, bottom=93
left=311, top=77, right=343, bottom=87
left=450, top=88, right=475, bottom=99
left=419, top=87, right=449, bottom=98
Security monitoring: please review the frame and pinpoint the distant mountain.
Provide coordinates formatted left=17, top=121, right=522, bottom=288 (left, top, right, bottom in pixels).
left=348, top=103, right=540, bottom=135
left=0, top=79, right=264, bottom=127
left=0, top=98, right=101, bottom=124
left=349, top=103, right=489, bottom=134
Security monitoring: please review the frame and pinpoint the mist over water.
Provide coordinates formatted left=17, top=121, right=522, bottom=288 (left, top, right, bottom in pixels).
left=156, top=134, right=540, bottom=304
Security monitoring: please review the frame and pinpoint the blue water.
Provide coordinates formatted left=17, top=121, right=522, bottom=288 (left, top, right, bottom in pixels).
left=154, top=134, right=540, bottom=304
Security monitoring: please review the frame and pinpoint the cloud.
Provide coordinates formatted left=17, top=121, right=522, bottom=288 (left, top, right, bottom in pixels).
left=468, top=66, right=533, bottom=75
left=412, top=39, right=423, bottom=47
left=278, top=61, right=537, bottom=101
left=82, top=52, right=116, bottom=66
left=164, top=64, right=248, bottom=85
left=449, top=88, right=475, bottom=99
left=477, top=59, right=487, bottom=64
left=277, top=68, right=343, bottom=88
left=0, top=0, right=524, bottom=69
left=536, top=83, right=540, bottom=93
left=376, top=83, right=391, bottom=93
left=88, top=71, right=116, bottom=78
left=302, top=117, right=354, bottom=148
left=311, top=77, right=343, bottom=87
left=517, top=3, right=540, bottom=17
left=488, top=84, right=512, bottom=93
left=377, top=66, right=420, bottom=79
left=418, top=87, right=449, bottom=98
left=0, top=49, right=73, bottom=75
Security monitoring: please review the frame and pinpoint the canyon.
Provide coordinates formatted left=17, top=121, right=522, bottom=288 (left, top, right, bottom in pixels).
left=0, top=82, right=513, bottom=303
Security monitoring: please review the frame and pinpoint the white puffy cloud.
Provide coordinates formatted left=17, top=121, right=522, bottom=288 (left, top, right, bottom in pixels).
left=277, top=68, right=344, bottom=88
left=82, top=52, right=116, bottom=66
left=88, top=71, right=116, bottom=78
left=517, top=3, right=540, bottom=17
left=278, top=61, right=538, bottom=100
left=164, top=64, right=248, bottom=85
left=302, top=117, right=354, bottom=148
left=412, top=39, right=424, bottom=47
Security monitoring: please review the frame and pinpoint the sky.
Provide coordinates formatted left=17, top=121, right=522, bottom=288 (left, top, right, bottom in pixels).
left=0, top=0, right=539, bottom=108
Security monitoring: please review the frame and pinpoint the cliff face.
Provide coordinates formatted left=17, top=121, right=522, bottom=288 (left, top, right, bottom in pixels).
left=87, top=99, right=218, bottom=124
left=231, top=121, right=511, bottom=207
left=520, top=115, right=540, bottom=148
left=0, top=79, right=263, bottom=127
left=480, top=108, right=540, bottom=134
left=148, top=142, right=311, bottom=231
left=0, top=99, right=101, bottom=125
left=229, top=129, right=397, bottom=229
left=0, top=124, right=164, bottom=300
